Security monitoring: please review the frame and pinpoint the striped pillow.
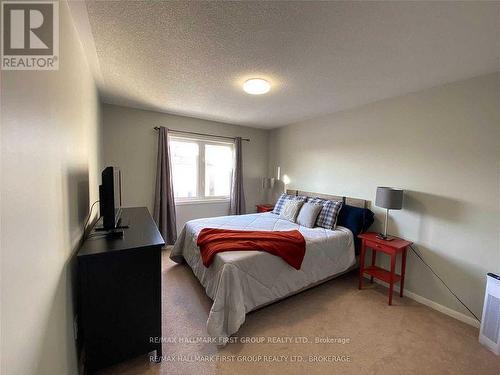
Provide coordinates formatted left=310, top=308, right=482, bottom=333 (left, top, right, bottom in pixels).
left=307, top=197, right=343, bottom=230
left=279, top=199, right=304, bottom=222
left=272, top=194, right=307, bottom=215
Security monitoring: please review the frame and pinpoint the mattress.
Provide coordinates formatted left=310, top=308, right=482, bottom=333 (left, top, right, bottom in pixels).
left=170, top=212, right=355, bottom=343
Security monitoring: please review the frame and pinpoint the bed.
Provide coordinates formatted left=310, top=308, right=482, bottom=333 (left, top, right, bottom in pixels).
left=170, top=190, right=370, bottom=344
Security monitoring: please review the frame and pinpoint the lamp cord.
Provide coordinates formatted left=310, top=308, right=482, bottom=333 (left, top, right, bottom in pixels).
left=82, top=200, right=100, bottom=242
left=408, top=244, right=480, bottom=322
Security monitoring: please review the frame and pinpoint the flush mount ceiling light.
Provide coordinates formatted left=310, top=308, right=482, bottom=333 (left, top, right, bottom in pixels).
left=243, top=78, right=271, bottom=95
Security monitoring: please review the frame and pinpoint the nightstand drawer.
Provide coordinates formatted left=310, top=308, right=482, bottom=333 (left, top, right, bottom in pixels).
left=364, top=239, right=395, bottom=254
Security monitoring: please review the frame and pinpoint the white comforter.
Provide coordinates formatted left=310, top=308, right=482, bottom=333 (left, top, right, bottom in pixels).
left=170, top=212, right=355, bottom=343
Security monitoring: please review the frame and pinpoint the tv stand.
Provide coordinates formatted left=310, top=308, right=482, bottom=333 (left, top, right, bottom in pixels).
left=78, top=207, right=165, bottom=372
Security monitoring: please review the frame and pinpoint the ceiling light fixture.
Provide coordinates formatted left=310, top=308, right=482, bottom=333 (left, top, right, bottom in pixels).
left=243, top=78, right=271, bottom=95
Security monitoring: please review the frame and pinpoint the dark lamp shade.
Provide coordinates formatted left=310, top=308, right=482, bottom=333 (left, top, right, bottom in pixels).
left=375, top=187, right=403, bottom=210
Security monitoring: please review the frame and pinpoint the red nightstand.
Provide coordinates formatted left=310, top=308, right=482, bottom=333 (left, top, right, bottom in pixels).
left=256, top=204, right=274, bottom=213
left=358, top=232, right=412, bottom=305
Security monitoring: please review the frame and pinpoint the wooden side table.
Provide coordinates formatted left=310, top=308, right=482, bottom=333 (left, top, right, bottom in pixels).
left=358, top=232, right=412, bottom=305
left=256, top=204, right=274, bottom=213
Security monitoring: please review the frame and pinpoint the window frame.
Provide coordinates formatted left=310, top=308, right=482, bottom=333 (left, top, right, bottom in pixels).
left=169, top=134, right=234, bottom=204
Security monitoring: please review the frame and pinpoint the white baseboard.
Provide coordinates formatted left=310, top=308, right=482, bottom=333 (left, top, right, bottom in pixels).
left=365, top=277, right=480, bottom=328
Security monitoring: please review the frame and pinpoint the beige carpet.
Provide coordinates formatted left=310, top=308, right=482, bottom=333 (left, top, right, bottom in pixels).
left=98, top=249, right=500, bottom=375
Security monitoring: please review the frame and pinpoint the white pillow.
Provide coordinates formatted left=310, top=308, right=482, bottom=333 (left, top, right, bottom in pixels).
left=279, top=200, right=304, bottom=222
left=296, top=202, right=323, bottom=228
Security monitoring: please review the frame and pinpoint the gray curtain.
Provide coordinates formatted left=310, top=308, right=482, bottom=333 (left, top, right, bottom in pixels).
left=229, top=137, right=246, bottom=215
left=153, top=127, right=177, bottom=245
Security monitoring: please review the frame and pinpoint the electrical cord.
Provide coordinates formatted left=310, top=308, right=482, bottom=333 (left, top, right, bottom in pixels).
left=82, top=200, right=100, bottom=241
left=409, top=244, right=480, bottom=322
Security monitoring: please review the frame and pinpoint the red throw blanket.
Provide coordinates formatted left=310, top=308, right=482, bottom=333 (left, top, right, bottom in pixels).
left=197, top=228, right=306, bottom=270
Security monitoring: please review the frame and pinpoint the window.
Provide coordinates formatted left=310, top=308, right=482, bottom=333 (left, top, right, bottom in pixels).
left=170, top=136, right=234, bottom=202
left=170, top=140, right=199, bottom=199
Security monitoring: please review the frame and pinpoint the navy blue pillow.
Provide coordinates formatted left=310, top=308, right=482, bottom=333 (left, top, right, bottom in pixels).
left=337, top=205, right=374, bottom=254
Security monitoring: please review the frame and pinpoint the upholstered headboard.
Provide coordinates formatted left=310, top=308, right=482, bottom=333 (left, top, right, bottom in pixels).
left=285, top=189, right=370, bottom=209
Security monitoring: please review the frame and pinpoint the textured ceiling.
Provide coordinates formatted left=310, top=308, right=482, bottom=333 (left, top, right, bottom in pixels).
left=85, top=1, right=499, bottom=128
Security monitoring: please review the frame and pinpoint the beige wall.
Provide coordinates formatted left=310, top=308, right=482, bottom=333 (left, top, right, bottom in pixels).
left=0, top=1, right=101, bottom=374
left=268, top=73, right=500, bottom=319
left=101, top=104, right=269, bottom=232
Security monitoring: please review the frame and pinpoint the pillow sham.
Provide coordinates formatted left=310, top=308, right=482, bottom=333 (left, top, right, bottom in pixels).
left=272, top=193, right=290, bottom=214
left=279, top=199, right=304, bottom=222
left=336, top=204, right=374, bottom=254
left=336, top=204, right=374, bottom=236
left=272, top=193, right=307, bottom=215
left=307, top=197, right=343, bottom=230
left=296, top=202, right=323, bottom=228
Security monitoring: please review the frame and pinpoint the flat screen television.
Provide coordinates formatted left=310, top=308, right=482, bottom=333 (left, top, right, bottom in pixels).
left=99, top=166, right=122, bottom=230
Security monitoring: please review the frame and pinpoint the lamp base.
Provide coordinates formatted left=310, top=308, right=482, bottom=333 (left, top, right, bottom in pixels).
left=377, top=233, right=395, bottom=241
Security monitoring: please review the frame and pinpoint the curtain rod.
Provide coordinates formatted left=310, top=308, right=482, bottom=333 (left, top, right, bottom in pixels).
left=153, top=126, right=250, bottom=142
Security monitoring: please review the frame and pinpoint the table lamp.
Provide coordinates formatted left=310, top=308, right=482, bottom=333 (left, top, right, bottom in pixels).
left=261, top=177, right=275, bottom=189
left=261, top=177, right=275, bottom=204
left=375, top=187, right=403, bottom=240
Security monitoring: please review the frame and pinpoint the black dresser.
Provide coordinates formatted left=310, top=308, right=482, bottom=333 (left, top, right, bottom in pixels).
left=78, top=207, right=165, bottom=373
